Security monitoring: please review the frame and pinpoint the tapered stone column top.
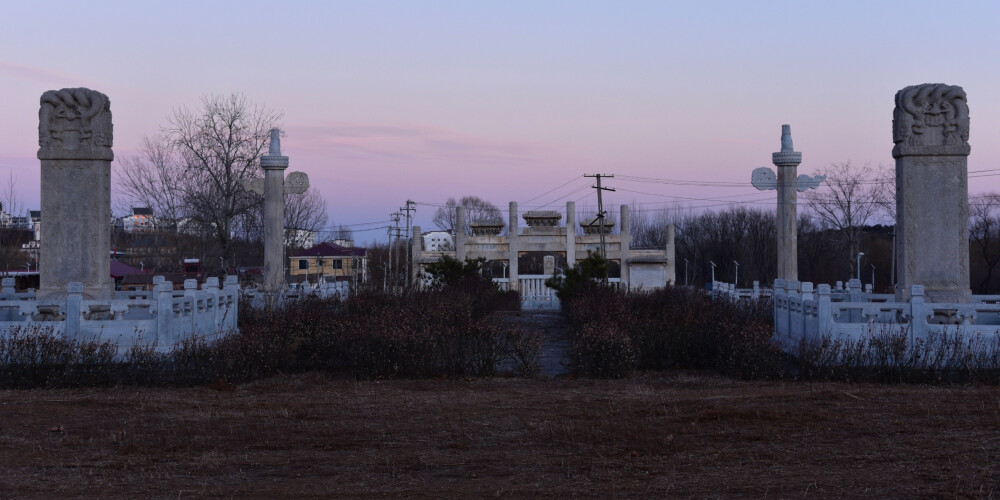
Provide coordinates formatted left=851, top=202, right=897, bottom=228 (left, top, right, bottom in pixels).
left=893, top=83, right=970, bottom=158
left=772, top=124, right=801, bottom=166
left=260, top=128, right=289, bottom=169
left=37, top=88, right=113, bottom=161
left=268, top=128, right=281, bottom=155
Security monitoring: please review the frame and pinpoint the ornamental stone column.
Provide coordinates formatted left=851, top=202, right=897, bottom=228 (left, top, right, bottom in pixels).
left=261, top=129, right=289, bottom=294
left=455, top=206, right=467, bottom=262
left=752, top=125, right=824, bottom=283
left=772, top=125, right=802, bottom=282
left=244, top=131, right=309, bottom=296
left=893, top=83, right=971, bottom=302
left=411, top=225, right=422, bottom=286
left=619, top=204, right=630, bottom=287
left=37, top=88, right=113, bottom=300
left=666, top=224, right=676, bottom=286
left=565, top=201, right=576, bottom=269
left=508, top=201, right=519, bottom=291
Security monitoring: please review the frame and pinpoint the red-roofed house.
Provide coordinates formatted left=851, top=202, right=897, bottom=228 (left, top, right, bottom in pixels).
left=290, top=242, right=367, bottom=283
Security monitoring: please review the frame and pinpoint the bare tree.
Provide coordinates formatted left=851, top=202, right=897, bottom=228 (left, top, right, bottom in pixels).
left=168, top=93, right=283, bottom=269
left=970, top=193, right=1000, bottom=293
left=433, top=196, right=502, bottom=234
left=284, top=187, right=328, bottom=250
left=0, top=174, right=30, bottom=274
left=804, top=162, right=892, bottom=275
left=116, top=134, right=187, bottom=226
left=323, top=224, right=354, bottom=243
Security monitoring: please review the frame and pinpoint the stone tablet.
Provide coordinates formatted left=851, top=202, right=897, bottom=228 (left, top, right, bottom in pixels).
left=893, top=83, right=971, bottom=302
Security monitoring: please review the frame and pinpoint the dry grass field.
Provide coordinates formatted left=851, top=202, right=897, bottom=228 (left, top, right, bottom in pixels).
left=1, top=372, right=999, bottom=497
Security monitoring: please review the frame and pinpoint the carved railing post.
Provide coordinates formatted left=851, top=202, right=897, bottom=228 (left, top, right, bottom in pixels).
left=155, top=282, right=173, bottom=345
left=64, top=282, right=83, bottom=338
left=224, top=275, right=239, bottom=330
left=909, top=285, right=927, bottom=343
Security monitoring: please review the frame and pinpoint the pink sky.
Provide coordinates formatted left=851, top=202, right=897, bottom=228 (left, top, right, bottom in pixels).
left=3, top=1, right=1000, bottom=243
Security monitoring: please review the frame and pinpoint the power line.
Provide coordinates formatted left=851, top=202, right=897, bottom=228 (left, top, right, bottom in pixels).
left=520, top=176, right=585, bottom=205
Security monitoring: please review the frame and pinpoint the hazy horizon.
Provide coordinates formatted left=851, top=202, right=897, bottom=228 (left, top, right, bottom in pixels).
left=4, top=1, right=1000, bottom=244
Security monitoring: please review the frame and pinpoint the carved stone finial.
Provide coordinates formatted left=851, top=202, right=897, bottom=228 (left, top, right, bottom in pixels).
left=37, top=88, right=113, bottom=160
left=780, top=124, right=793, bottom=153
left=892, top=83, right=970, bottom=157
left=260, top=128, right=289, bottom=170
left=772, top=124, right=801, bottom=167
left=268, top=128, right=281, bottom=155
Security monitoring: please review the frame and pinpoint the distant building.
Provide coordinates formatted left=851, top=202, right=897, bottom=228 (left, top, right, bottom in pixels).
left=290, top=242, right=367, bottom=283
left=285, top=228, right=317, bottom=250
left=29, top=210, right=40, bottom=241
left=122, top=207, right=156, bottom=233
left=422, top=231, right=453, bottom=251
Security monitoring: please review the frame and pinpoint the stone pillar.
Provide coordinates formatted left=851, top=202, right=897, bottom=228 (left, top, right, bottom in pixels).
left=455, top=207, right=467, bottom=262
left=37, top=88, right=113, bottom=300
left=411, top=225, right=422, bottom=285
left=508, top=202, right=519, bottom=291
left=619, top=204, right=630, bottom=287
left=565, top=201, right=576, bottom=270
left=260, top=129, right=289, bottom=294
left=773, top=124, right=802, bottom=283
left=666, top=224, right=676, bottom=286
left=543, top=255, right=555, bottom=276
left=893, top=83, right=971, bottom=302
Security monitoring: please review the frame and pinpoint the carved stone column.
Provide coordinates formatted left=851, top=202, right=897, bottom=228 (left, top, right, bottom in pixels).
left=260, top=129, right=289, bottom=294
left=893, top=83, right=971, bottom=302
left=773, top=125, right=802, bottom=283
left=455, top=206, right=467, bottom=263
left=619, top=204, right=630, bottom=287
left=565, top=201, right=576, bottom=269
left=666, top=224, right=676, bottom=286
left=508, top=202, right=519, bottom=292
left=37, top=88, right=113, bottom=300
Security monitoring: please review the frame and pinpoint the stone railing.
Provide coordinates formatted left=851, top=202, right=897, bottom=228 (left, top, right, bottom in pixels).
left=241, top=280, right=351, bottom=308
left=494, top=275, right=622, bottom=310
left=0, top=276, right=239, bottom=351
left=772, top=279, right=1000, bottom=350
left=712, top=281, right=773, bottom=301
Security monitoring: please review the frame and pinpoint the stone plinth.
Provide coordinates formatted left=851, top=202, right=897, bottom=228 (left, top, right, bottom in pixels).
left=38, top=88, right=113, bottom=301
left=893, top=84, right=971, bottom=302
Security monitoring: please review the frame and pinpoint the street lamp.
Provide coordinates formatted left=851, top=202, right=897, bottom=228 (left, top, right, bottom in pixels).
left=733, top=260, right=739, bottom=287
left=856, top=252, right=865, bottom=281
left=871, top=264, right=876, bottom=292
left=709, top=260, right=716, bottom=284
left=684, top=258, right=689, bottom=286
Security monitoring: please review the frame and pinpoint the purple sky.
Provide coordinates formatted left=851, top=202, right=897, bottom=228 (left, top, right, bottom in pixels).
left=3, top=1, right=1000, bottom=243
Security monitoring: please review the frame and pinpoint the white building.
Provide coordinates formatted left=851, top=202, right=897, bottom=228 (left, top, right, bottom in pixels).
left=422, top=230, right=454, bottom=251
left=121, top=207, right=156, bottom=233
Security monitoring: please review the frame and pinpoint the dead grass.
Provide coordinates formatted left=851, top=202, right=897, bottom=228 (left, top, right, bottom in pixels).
left=0, top=372, right=998, bottom=497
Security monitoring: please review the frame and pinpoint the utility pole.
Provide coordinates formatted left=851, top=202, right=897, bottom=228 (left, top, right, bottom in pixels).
left=390, top=211, right=402, bottom=289
left=584, top=174, right=615, bottom=259
left=400, top=200, right=415, bottom=287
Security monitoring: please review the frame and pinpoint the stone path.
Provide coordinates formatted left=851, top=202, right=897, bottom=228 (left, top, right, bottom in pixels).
left=497, top=310, right=573, bottom=377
